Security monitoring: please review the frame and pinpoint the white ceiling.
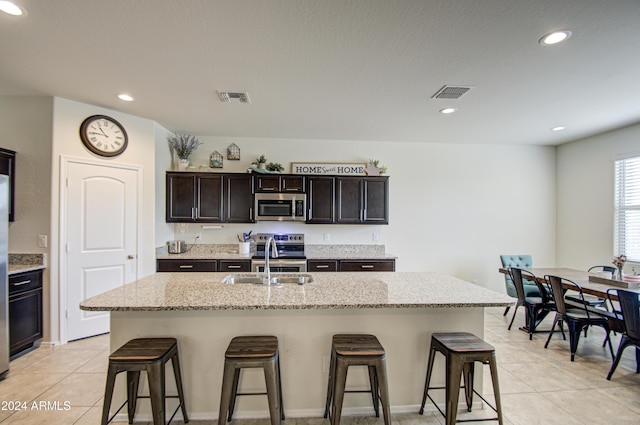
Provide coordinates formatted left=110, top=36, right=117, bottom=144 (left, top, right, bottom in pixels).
left=1, top=0, right=639, bottom=145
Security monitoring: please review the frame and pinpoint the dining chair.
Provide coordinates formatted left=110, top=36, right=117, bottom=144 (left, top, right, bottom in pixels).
left=562, top=266, right=613, bottom=311
left=507, top=267, right=554, bottom=340
left=544, top=275, right=615, bottom=361
left=500, top=255, right=539, bottom=316
left=606, top=289, right=640, bottom=380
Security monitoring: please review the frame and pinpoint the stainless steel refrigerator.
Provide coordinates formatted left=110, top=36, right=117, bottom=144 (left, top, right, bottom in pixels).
left=0, top=175, right=8, bottom=378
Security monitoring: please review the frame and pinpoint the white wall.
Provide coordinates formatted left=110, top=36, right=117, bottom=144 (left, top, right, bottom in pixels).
left=557, top=122, right=640, bottom=271
left=163, top=136, right=557, bottom=293
left=50, top=97, right=162, bottom=343
left=0, top=95, right=54, bottom=341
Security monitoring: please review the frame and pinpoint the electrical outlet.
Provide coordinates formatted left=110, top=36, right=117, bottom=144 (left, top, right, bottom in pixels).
left=37, top=235, right=47, bottom=248
left=372, top=232, right=379, bottom=241
left=323, top=233, right=330, bottom=242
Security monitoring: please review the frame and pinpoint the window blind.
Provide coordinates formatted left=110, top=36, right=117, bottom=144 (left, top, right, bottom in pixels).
left=615, top=154, right=640, bottom=262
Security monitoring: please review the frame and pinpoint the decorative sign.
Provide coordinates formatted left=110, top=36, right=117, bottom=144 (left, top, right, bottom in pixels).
left=291, top=162, right=367, bottom=176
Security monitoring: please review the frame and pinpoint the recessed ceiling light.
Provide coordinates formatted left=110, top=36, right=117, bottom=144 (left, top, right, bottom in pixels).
left=539, top=30, right=572, bottom=46
left=117, top=93, right=134, bottom=102
left=551, top=126, right=566, bottom=131
left=439, top=107, right=457, bottom=114
left=0, top=1, right=25, bottom=16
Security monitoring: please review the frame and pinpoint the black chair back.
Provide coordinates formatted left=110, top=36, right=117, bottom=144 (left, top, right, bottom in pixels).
left=522, top=269, right=551, bottom=304
left=546, top=275, right=592, bottom=319
left=509, top=267, right=527, bottom=302
left=588, top=265, right=616, bottom=273
left=618, top=290, right=640, bottom=341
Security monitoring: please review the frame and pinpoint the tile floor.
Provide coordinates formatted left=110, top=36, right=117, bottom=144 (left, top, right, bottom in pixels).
left=1, top=307, right=639, bottom=424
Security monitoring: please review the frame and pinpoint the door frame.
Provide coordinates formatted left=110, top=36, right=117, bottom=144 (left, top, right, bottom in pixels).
left=58, top=156, right=143, bottom=345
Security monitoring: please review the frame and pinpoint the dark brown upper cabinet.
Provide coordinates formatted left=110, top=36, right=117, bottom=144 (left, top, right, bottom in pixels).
left=224, top=174, right=254, bottom=223
left=0, top=148, right=16, bottom=222
left=255, top=175, right=305, bottom=193
left=336, top=176, right=389, bottom=224
left=166, top=172, right=223, bottom=222
left=306, top=176, right=335, bottom=223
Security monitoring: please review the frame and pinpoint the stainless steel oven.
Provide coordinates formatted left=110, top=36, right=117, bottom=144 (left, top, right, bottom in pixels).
left=251, top=259, right=307, bottom=273
left=251, top=233, right=307, bottom=272
left=254, top=193, right=306, bottom=222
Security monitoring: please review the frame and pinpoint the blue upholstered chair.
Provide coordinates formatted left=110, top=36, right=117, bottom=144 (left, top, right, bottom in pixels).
left=500, top=255, right=540, bottom=316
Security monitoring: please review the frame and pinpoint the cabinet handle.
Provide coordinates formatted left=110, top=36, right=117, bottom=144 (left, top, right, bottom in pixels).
left=227, top=265, right=242, bottom=269
left=179, top=265, right=194, bottom=269
left=250, top=208, right=253, bottom=220
left=361, top=265, right=375, bottom=269
left=12, top=279, right=31, bottom=286
left=191, top=207, right=196, bottom=220
left=262, top=188, right=276, bottom=191
left=316, top=265, right=330, bottom=269
left=283, top=188, right=298, bottom=191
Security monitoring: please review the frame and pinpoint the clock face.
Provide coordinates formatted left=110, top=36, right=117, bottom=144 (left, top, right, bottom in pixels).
left=79, top=115, right=128, bottom=157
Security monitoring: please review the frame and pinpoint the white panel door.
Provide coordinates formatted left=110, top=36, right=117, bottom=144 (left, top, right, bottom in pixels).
left=65, top=160, right=139, bottom=341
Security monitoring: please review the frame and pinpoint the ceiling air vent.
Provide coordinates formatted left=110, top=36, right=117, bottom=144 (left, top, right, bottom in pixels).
left=431, top=85, right=474, bottom=100
left=217, top=91, right=251, bottom=104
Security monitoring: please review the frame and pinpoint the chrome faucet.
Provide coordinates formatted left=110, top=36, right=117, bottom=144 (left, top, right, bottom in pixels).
left=263, top=236, right=278, bottom=284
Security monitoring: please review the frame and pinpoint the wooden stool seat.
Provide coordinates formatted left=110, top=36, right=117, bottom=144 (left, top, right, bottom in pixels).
left=101, top=337, right=188, bottom=425
left=218, top=336, right=284, bottom=425
left=324, top=334, right=390, bottom=425
left=419, top=332, right=503, bottom=425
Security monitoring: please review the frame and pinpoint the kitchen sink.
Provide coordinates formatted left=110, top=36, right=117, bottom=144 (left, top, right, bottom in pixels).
left=222, top=274, right=313, bottom=285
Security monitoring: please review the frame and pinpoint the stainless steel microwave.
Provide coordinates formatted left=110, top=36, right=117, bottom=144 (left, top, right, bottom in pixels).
left=254, top=193, right=306, bottom=221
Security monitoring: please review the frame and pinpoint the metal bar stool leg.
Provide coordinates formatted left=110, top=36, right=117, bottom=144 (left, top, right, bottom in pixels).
left=367, top=365, right=380, bottom=417
left=218, top=362, right=236, bottom=425
left=227, top=368, right=241, bottom=421
left=419, top=344, right=437, bottom=414
left=276, top=354, right=285, bottom=420
left=374, top=359, right=391, bottom=425
left=101, top=364, right=118, bottom=425
left=264, top=358, right=282, bottom=425
left=331, top=357, right=348, bottom=425
left=323, top=349, right=336, bottom=418
left=147, top=362, right=166, bottom=425
left=488, top=354, right=504, bottom=425
left=445, top=355, right=464, bottom=425
left=462, top=361, right=474, bottom=412
left=126, top=370, right=141, bottom=423
left=170, top=351, right=189, bottom=423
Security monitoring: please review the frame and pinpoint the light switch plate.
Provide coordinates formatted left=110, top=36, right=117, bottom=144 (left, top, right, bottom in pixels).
left=38, top=235, right=47, bottom=248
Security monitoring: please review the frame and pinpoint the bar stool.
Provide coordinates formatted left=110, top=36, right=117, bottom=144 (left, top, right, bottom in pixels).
left=101, top=337, right=188, bottom=425
left=218, top=335, right=284, bottom=425
left=323, top=334, right=390, bottom=425
left=419, top=332, right=503, bottom=425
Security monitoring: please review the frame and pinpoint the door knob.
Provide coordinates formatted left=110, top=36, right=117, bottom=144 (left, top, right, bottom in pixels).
left=127, top=254, right=136, bottom=260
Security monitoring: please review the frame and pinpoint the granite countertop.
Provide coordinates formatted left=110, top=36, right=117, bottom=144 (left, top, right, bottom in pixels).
left=156, top=244, right=397, bottom=260
left=80, top=271, right=513, bottom=312
left=8, top=253, right=47, bottom=275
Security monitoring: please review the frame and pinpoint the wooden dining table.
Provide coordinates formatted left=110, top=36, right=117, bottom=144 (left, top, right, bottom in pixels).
left=498, top=267, right=640, bottom=300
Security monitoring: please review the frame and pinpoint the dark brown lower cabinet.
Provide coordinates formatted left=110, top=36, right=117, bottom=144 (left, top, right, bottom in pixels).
left=218, top=260, right=251, bottom=272
left=9, top=270, right=43, bottom=357
left=156, top=259, right=217, bottom=272
left=338, top=260, right=395, bottom=272
left=307, top=260, right=338, bottom=272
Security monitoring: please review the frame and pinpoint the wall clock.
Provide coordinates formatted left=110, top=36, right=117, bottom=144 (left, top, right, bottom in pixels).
left=79, top=115, right=128, bottom=157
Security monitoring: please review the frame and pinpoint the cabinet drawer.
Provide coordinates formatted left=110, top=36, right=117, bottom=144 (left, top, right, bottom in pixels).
left=307, top=260, right=338, bottom=272
left=338, top=260, right=395, bottom=272
left=156, top=259, right=217, bottom=272
left=9, top=270, right=43, bottom=295
left=218, top=260, right=252, bottom=272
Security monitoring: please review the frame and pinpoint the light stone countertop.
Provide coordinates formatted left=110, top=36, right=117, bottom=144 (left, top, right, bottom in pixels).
left=8, top=253, right=47, bottom=275
left=80, top=271, right=513, bottom=311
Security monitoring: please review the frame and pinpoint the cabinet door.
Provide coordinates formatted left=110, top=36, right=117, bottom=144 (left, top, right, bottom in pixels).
left=363, top=177, right=389, bottom=224
left=196, top=174, right=223, bottom=222
left=307, top=260, right=338, bottom=272
left=336, top=177, right=363, bottom=223
left=339, top=260, right=395, bottom=272
left=306, top=177, right=335, bottom=223
left=255, top=175, right=280, bottom=192
left=224, top=174, right=254, bottom=223
left=0, top=148, right=15, bottom=222
left=166, top=173, right=196, bottom=222
left=156, top=259, right=217, bottom=272
left=218, top=260, right=252, bottom=272
left=281, top=176, right=305, bottom=193
left=9, top=289, right=43, bottom=356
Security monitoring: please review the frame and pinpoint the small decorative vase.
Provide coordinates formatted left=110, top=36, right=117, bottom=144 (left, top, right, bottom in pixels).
left=258, top=162, right=266, bottom=170
left=617, top=265, right=624, bottom=280
left=178, top=158, right=189, bottom=171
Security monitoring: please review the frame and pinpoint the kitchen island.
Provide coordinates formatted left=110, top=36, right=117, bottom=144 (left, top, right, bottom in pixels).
left=81, top=272, right=512, bottom=422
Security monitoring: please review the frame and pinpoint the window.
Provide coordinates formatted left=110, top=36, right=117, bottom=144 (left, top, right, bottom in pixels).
left=615, top=153, right=640, bottom=262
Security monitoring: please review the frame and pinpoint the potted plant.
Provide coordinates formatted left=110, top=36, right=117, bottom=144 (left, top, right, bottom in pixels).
left=367, top=159, right=388, bottom=176
left=167, top=133, right=201, bottom=170
left=266, top=162, right=284, bottom=172
left=252, top=155, right=268, bottom=169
